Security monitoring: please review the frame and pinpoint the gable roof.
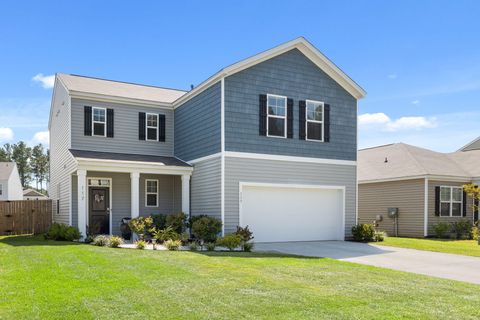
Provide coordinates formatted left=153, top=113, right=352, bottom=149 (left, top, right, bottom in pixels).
left=0, top=162, right=17, bottom=180
left=458, top=136, right=480, bottom=152
left=173, top=37, right=366, bottom=107
left=23, top=188, right=48, bottom=197
left=57, top=73, right=187, bottom=105
left=358, top=143, right=472, bottom=183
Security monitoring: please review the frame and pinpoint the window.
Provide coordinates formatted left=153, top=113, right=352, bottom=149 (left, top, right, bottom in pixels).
left=306, top=100, right=324, bottom=141
left=267, top=94, right=286, bottom=138
left=145, top=179, right=158, bottom=207
left=0, top=184, right=3, bottom=195
left=146, top=113, right=158, bottom=141
left=92, top=107, right=106, bottom=136
left=440, top=186, right=463, bottom=217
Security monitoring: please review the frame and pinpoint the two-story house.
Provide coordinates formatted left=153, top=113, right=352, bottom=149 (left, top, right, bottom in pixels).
left=49, top=37, right=366, bottom=242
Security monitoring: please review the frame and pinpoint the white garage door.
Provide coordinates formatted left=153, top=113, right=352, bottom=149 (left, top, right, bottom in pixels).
left=240, top=183, right=344, bottom=242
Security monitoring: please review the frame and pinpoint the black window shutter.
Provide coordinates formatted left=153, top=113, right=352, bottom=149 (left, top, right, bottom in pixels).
left=259, top=94, right=267, bottom=136
left=106, top=108, right=114, bottom=138
left=287, top=98, right=293, bottom=138
left=299, top=100, right=306, bottom=140
left=463, top=191, right=467, bottom=217
left=324, top=104, right=330, bottom=142
left=474, top=198, right=479, bottom=221
left=158, top=114, right=166, bottom=142
left=84, top=106, right=92, bottom=136
left=139, top=112, right=146, bottom=140
left=434, top=186, right=440, bottom=216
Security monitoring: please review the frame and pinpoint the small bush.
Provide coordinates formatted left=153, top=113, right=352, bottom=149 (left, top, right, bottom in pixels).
left=166, top=212, right=187, bottom=234
left=243, top=242, right=254, bottom=252
left=471, top=226, right=479, bottom=241
left=45, top=223, right=81, bottom=241
left=188, top=241, right=200, bottom=251
left=150, top=214, right=168, bottom=231
left=128, top=217, right=153, bottom=239
left=192, top=216, right=222, bottom=243
left=152, top=226, right=179, bottom=243
left=351, top=224, right=376, bottom=242
left=374, top=231, right=385, bottom=242
left=164, top=239, right=182, bottom=251
left=433, top=222, right=450, bottom=239
left=135, top=239, right=147, bottom=249
left=235, top=225, right=254, bottom=251
left=216, top=234, right=242, bottom=251
left=206, top=242, right=216, bottom=251
left=92, top=235, right=109, bottom=246
left=451, top=219, right=473, bottom=240
left=188, top=214, right=209, bottom=229
left=108, top=236, right=124, bottom=248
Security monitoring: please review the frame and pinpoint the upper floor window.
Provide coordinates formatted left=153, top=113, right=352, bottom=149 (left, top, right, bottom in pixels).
left=267, top=94, right=287, bottom=138
left=92, top=107, right=106, bottom=136
left=145, top=179, right=158, bottom=207
left=440, top=186, right=463, bottom=217
left=0, top=183, right=3, bottom=195
left=306, top=100, right=324, bottom=141
left=146, top=113, right=158, bottom=141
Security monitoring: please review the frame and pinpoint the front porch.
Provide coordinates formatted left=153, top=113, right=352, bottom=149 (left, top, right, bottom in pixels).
left=70, top=150, right=192, bottom=239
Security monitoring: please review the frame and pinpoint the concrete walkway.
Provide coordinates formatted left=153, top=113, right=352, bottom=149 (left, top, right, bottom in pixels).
left=255, top=241, right=480, bottom=284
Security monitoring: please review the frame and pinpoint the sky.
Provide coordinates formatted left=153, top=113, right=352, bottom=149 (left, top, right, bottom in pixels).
left=0, top=0, right=479, bottom=152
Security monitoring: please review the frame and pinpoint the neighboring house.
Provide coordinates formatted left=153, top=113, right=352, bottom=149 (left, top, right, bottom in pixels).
left=0, top=162, right=23, bottom=201
left=49, top=37, right=365, bottom=242
left=358, top=143, right=479, bottom=238
left=459, top=136, right=480, bottom=151
left=23, top=189, right=49, bottom=200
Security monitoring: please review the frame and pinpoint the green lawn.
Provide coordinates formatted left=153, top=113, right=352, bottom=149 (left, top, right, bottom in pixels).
left=1, top=236, right=480, bottom=320
left=374, top=237, right=480, bottom=257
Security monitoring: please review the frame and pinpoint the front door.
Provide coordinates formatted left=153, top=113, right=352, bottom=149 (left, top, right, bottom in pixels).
left=89, top=187, right=110, bottom=235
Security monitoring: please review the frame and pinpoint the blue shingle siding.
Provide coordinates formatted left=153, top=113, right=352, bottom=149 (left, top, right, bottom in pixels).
left=224, top=49, right=357, bottom=161
left=174, top=82, right=221, bottom=161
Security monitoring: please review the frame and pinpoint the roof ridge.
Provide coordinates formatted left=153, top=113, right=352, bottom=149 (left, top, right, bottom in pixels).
left=397, top=143, right=429, bottom=175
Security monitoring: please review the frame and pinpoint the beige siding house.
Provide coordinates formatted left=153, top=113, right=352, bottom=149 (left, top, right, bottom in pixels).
left=358, top=143, right=479, bottom=237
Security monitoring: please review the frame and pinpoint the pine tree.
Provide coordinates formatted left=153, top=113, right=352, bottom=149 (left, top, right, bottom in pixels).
left=11, top=142, right=32, bottom=187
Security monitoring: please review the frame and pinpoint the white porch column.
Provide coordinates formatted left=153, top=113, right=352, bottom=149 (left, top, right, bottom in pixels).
left=77, top=169, right=87, bottom=241
left=181, top=174, right=190, bottom=215
left=130, top=172, right=140, bottom=219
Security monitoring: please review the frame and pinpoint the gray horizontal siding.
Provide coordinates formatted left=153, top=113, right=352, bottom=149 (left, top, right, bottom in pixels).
left=358, top=179, right=425, bottom=238
left=191, top=156, right=221, bottom=220
left=174, top=82, right=221, bottom=161
left=139, top=174, right=181, bottom=216
left=224, top=48, right=357, bottom=161
left=224, top=157, right=356, bottom=236
left=71, top=98, right=174, bottom=157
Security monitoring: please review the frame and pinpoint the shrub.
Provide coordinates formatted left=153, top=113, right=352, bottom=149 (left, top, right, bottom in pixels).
left=164, top=239, right=182, bottom=251
left=45, top=223, right=81, bottom=241
left=152, top=226, right=180, bottom=243
left=433, top=222, right=450, bottom=239
left=451, top=219, right=473, bottom=240
left=243, top=242, right=254, bottom=252
left=472, top=226, right=479, bottom=241
left=108, top=236, right=124, bottom=248
left=206, top=242, right=216, bottom=251
left=166, top=212, right=187, bottom=234
left=235, top=225, right=254, bottom=251
left=216, top=234, right=242, bottom=251
left=188, top=241, right=200, bottom=251
left=129, top=217, right=153, bottom=239
left=351, top=224, right=376, bottom=242
left=92, top=235, right=109, bottom=246
left=135, top=239, right=147, bottom=249
left=188, top=214, right=209, bottom=229
left=150, top=214, right=168, bottom=231
left=192, top=216, right=222, bottom=243
left=374, top=231, right=385, bottom=242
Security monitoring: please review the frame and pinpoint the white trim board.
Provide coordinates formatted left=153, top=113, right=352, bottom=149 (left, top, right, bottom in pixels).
left=187, top=152, right=222, bottom=165
left=360, top=175, right=472, bottom=185
left=225, top=151, right=356, bottom=166
left=424, top=178, right=429, bottom=237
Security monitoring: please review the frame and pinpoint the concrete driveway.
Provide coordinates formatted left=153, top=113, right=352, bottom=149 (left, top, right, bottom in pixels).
left=255, top=241, right=480, bottom=284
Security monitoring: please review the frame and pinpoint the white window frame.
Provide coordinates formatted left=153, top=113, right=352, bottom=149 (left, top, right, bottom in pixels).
left=92, top=107, right=106, bottom=137
left=305, top=99, right=324, bottom=142
left=266, top=94, right=287, bottom=139
left=145, top=179, right=158, bottom=207
left=440, top=186, right=463, bottom=217
left=146, top=113, right=158, bottom=141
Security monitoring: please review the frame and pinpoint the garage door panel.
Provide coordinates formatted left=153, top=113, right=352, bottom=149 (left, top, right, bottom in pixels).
left=240, top=185, right=343, bottom=242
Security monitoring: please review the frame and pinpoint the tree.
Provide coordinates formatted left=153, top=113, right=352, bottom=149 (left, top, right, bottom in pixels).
left=11, top=142, right=32, bottom=187
left=463, top=183, right=480, bottom=244
left=0, top=143, right=13, bottom=161
left=31, top=144, right=48, bottom=190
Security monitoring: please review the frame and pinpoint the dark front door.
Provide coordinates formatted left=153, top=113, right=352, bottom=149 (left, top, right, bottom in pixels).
left=89, top=187, right=110, bottom=235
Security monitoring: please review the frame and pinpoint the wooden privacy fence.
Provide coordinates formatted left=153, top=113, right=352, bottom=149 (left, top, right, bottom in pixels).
left=0, top=200, right=52, bottom=235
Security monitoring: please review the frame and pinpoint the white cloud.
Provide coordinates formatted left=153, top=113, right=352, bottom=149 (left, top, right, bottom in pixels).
left=0, top=127, right=14, bottom=142
left=358, top=112, right=437, bottom=132
left=411, top=100, right=420, bottom=105
left=387, top=73, right=397, bottom=79
left=32, top=73, right=55, bottom=89
left=31, top=131, right=49, bottom=146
